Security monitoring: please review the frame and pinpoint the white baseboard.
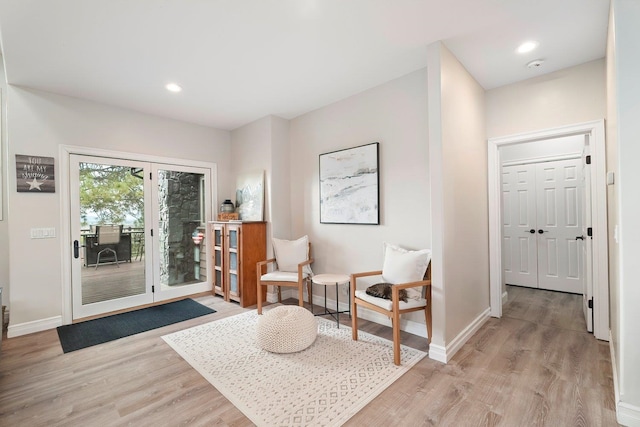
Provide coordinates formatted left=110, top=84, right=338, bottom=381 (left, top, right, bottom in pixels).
left=434, top=308, right=491, bottom=363
left=290, top=289, right=490, bottom=365
left=610, top=331, right=640, bottom=426
left=7, top=315, right=62, bottom=338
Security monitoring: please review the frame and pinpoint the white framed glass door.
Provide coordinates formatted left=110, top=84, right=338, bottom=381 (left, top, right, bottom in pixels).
left=151, top=164, right=212, bottom=301
left=70, top=155, right=154, bottom=319
left=70, top=156, right=213, bottom=319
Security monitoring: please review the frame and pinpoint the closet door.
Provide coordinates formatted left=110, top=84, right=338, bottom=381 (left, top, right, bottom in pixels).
left=502, top=158, right=584, bottom=294
left=536, top=159, right=583, bottom=293
left=502, top=164, right=538, bottom=288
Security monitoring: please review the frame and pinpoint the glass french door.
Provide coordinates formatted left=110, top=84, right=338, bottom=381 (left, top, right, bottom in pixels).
left=151, top=164, right=211, bottom=300
left=70, top=155, right=211, bottom=320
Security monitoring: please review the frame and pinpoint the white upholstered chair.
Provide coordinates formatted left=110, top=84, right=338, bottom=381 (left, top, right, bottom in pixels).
left=351, top=243, right=432, bottom=365
left=256, top=235, right=314, bottom=315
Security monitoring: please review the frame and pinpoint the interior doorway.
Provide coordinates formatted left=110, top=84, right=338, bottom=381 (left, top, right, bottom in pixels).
left=488, top=120, right=609, bottom=341
left=502, top=156, right=584, bottom=294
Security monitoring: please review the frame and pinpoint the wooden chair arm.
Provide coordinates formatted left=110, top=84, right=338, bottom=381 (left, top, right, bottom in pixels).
left=393, top=279, right=431, bottom=291
left=298, top=258, right=314, bottom=267
left=257, top=258, right=277, bottom=274
left=351, top=270, right=383, bottom=280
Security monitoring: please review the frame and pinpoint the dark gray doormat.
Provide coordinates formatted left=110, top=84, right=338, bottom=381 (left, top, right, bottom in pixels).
left=57, top=298, right=216, bottom=353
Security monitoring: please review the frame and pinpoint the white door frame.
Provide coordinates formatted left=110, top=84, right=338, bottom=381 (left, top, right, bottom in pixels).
left=59, top=145, right=218, bottom=324
left=488, top=120, right=609, bottom=340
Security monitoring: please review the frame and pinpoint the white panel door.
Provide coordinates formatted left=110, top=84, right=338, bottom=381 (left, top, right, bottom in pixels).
left=536, top=159, right=583, bottom=293
left=502, top=164, right=538, bottom=288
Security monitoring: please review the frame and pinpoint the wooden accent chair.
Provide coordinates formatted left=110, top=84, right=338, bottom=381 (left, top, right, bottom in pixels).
left=350, top=244, right=432, bottom=365
left=256, top=236, right=314, bottom=315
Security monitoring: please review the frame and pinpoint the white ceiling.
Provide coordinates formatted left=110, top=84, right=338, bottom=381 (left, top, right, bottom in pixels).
left=0, top=0, right=609, bottom=131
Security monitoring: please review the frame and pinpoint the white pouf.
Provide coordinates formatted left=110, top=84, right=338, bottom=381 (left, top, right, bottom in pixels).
left=257, top=305, right=317, bottom=353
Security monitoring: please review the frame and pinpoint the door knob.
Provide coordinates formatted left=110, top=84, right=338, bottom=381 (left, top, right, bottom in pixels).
left=576, top=236, right=584, bottom=240
left=538, top=229, right=548, bottom=234
left=528, top=229, right=535, bottom=234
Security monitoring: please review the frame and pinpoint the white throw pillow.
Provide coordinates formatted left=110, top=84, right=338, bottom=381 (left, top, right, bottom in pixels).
left=272, top=235, right=313, bottom=275
left=381, top=243, right=431, bottom=300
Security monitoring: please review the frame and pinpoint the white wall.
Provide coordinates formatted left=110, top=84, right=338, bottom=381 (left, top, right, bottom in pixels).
left=610, top=0, right=640, bottom=423
left=0, top=55, right=9, bottom=306
left=230, top=115, right=291, bottom=243
left=428, top=42, right=490, bottom=352
left=5, top=86, right=231, bottom=330
left=289, top=68, right=431, bottom=334
left=486, top=59, right=606, bottom=139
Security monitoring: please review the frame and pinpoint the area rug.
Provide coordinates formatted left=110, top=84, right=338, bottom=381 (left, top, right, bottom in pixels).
left=57, top=298, right=216, bottom=353
left=162, top=310, right=427, bottom=426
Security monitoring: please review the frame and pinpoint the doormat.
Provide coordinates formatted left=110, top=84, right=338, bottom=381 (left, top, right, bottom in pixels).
left=57, top=298, right=216, bottom=353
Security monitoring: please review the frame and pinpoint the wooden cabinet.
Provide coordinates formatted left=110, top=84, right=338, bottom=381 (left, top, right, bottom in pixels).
left=210, top=221, right=266, bottom=308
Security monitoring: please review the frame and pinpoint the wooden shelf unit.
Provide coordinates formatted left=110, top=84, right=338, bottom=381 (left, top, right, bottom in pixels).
left=210, top=221, right=266, bottom=307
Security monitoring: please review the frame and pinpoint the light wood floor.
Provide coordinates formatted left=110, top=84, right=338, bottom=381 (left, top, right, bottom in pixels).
left=0, top=286, right=618, bottom=426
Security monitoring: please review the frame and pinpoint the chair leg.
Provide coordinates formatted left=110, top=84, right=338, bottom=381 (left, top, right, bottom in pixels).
left=277, top=286, right=282, bottom=303
left=352, top=303, right=359, bottom=341
left=425, top=305, right=432, bottom=342
left=298, top=285, right=304, bottom=307
left=392, top=310, right=401, bottom=366
left=257, top=285, right=263, bottom=315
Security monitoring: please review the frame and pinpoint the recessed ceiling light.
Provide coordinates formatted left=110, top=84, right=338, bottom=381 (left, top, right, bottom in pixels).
left=516, top=41, right=539, bottom=54
left=166, top=83, right=182, bottom=93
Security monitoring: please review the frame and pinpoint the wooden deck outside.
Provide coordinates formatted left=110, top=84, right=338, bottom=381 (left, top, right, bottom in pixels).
left=81, top=259, right=146, bottom=305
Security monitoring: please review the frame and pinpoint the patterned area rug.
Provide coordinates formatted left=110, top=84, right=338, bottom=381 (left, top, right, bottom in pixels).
left=162, top=310, right=426, bottom=426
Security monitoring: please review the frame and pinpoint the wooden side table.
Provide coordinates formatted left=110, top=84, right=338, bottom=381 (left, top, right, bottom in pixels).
left=311, top=273, right=351, bottom=328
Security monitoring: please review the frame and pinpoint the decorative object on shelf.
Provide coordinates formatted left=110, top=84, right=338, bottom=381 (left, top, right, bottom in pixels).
left=217, top=212, right=239, bottom=221
left=16, top=154, right=56, bottom=193
left=319, top=142, right=379, bottom=224
left=236, top=170, right=264, bottom=221
left=220, top=199, right=235, bottom=213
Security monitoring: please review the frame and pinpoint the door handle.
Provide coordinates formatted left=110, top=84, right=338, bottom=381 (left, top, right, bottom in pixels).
left=576, top=236, right=584, bottom=240
left=526, top=229, right=535, bottom=234
left=538, top=229, right=548, bottom=234
left=73, top=240, right=79, bottom=258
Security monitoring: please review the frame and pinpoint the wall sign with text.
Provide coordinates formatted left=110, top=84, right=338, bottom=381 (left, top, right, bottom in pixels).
left=16, top=155, right=55, bottom=193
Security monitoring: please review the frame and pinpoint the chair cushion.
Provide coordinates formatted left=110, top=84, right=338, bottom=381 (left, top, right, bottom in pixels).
left=272, top=235, right=313, bottom=275
left=382, top=243, right=431, bottom=300
left=260, top=271, right=309, bottom=282
left=355, top=290, right=427, bottom=311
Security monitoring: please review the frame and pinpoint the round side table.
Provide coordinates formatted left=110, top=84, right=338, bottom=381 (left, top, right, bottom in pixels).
left=311, top=273, right=351, bottom=328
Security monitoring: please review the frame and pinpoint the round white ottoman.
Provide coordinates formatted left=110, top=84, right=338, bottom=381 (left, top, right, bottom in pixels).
left=257, top=305, right=317, bottom=353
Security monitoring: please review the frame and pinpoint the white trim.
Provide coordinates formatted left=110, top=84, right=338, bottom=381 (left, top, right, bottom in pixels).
left=502, top=290, right=508, bottom=306
left=7, top=316, right=62, bottom=338
left=434, top=308, right=491, bottom=363
left=488, top=120, right=609, bottom=340
left=610, top=332, right=640, bottom=426
left=502, top=153, right=580, bottom=167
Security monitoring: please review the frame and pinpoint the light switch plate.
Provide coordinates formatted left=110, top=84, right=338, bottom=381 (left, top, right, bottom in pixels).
left=30, top=227, right=56, bottom=239
left=607, top=171, right=615, bottom=185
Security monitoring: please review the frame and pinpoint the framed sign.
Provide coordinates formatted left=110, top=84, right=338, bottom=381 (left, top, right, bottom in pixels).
left=319, top=142, right=379, bottom=224
left=16, top=155, right=55, bottom=193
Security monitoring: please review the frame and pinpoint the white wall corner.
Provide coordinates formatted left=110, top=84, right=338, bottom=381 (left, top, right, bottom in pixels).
left=430, top=308, right=491, bottom=364
left=610, top=331, right=640, bottom=426
left=7, top=315, right=62, bottom=338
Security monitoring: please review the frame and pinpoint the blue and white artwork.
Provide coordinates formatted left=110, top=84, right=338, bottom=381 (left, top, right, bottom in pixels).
left=236, top=170, right=264, bottom=221
left=319, top=142, right=379, bottom=224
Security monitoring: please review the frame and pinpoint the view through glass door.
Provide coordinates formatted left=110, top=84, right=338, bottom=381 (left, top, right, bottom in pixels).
left=152, top=164, right=211, bottom=300
left=70, top=156, right=212, bottom=319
